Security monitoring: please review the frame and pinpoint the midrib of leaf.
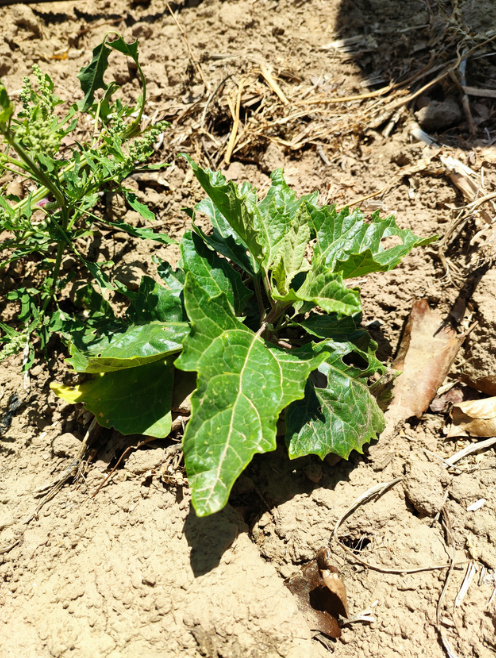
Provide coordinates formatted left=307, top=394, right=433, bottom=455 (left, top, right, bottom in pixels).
left=205, top=328, right=265, bottom=508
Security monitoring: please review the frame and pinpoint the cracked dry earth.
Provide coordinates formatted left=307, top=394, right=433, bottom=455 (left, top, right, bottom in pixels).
left=1, top=0, right=496, bottom=657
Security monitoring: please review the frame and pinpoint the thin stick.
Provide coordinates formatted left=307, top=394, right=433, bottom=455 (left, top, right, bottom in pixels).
left=92, top=435, right=158, bottom=498
left=445, top=437, right=496, bottom=467
left=224, top=78, right=246, bottom=165
left=165, top=1, right=207, bottom=88
left=436, top=508, right=456, bottom=628
left=459, top=56, right=476, bottom=135
left=23, top=417, right=102, bottom=524
left=332, top=478, right=469, bottom=574
left=468, top=191, right=496, bottom=211
left=336, top=185, right=389, bottom=212
left=454, top=562, right=477, bottom=607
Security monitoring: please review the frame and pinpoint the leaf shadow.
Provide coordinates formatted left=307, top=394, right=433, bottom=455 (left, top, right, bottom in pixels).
left=234, top=441, right=364, bottom=526
left=183, top=503, right=241, bottom=577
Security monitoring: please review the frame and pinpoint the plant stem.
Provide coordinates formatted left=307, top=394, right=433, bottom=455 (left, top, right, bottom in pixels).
left=253, top=274, right=266, bottom=322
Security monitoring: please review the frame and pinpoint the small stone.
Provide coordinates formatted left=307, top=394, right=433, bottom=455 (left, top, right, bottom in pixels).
left=126, top=448, right=163, bottom=475
left=131, top=22, right=153, bottom=39
left=304, top=463, right=323, bottom=484
left=0, top=41, right=12, bottom=76
left=62, top=255, right=77, bottom=271
left=260, top=142, right=285, bottom=174
left=0, top=512, right=14, bottom=530
left=231, top=475, right=255, bottom=496
left=131, top=570, right=142, bottom=589
left=403, top=460, right=450, bottom=516
left=52, top=433, right=81, bottom=458
left=415, top=99, right=462, bottom=132
left=449, top=472, right=478, bottom=505
left=122, top=210, right=144, bottom=228
left=325, top=453, right=341, bottom=468
left=12, top=4, right=42, bottom=36
left=5, top=180, right=23, bottom=198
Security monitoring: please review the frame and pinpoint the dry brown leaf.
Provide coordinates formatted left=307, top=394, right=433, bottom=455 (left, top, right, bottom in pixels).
left=430, top=387, right=464, bottom=413
left=286, top=547, right=349, bottom=638
left=460, top=373, right=496, bottom=397
left=316, top=548, right=349, bottom=618
left=447, top=397, right=496, bottom=438
left=390, top=299, right=466, bottom=420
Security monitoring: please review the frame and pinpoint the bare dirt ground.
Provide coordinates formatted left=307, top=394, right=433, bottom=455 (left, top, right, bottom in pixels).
left=1, top=1, right=496, bottom=657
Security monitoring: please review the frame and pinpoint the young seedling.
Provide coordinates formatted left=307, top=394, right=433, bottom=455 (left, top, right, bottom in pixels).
left=0, top=34, right=172, bottom=368
left=54, top=156, right=436, bottom=517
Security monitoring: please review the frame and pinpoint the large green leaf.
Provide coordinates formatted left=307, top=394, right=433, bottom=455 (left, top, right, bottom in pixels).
left=52, top=358, right=174, bottom=438
left=175, top=274, right=331, bottom=516
left=62, top=279, right=189, bottom=373
left=77, top=41, right=112, bottom=112
left=180, top=231, right=252, bottom=316
left=310, top=205, right=438, bottom=279
left=67, top=320, right=189, bottom=373
left=286, top=342, right=385, bottom=460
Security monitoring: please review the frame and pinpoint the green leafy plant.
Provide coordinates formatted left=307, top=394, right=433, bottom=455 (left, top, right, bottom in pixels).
left=54, top=156, right=436, bottom=517
left=0, top=34, right=173, bottom=367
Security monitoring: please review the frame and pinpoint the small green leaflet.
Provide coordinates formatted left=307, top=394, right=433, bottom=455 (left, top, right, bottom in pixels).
left=52, top=357, right=175, bottom=438
left=123, top=189, right=155, bottom=222
left=175, top=274, right=331, bottom=517
left=184, top=155, right=264, bottom=265
left=285, top=342, right=385, bottom=460
left=104, top=220, right=175, bottom=245
left=0, top=82, right=13, bottom=124
left=190, top=200, right=256, bottom=276
left=272, top=261, right=362, bottom=316
left=297, top=312, right=385, bottom=377
left=77, top=41, right=112, bottom=112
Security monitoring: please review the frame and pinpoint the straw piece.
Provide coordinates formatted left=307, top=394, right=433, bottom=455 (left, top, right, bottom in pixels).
left=445, top=437, right=496, bottom=467
left=224, top=78, right=246, bottom=165
left=260, top=65, right=289, bottom=105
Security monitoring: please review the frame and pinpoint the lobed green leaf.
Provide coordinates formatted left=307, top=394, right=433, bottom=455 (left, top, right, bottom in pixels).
left=175, top=274, right=331, bottom=516
left=180, top=231, right=252, bottom=316
left=310, top=205, right=438, bottom=279
left=286, top=341, right=385, bottom=460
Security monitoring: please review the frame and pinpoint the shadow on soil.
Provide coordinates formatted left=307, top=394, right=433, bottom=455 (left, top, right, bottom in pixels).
left=335, top=0, right=496, bottom=146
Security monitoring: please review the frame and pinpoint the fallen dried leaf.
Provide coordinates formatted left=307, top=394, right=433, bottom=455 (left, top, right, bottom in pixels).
left=316, top=547, right=349, bottom=618
left=390, top=299, right=465, bottom=419
left=430, top=387, right=464, bottom=413
left=286, top=547, right=348, bottom=638
left=447, top=396, right=496, bottom=438
left=460, top=373, right=496, bottom=396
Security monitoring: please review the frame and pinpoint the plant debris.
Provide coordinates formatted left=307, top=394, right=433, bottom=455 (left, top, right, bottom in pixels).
left=447, top=396, right=496, bottom=438
left=389, top=299, right=466, bottom=420
left=286, top=547, right=348, bottom=639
